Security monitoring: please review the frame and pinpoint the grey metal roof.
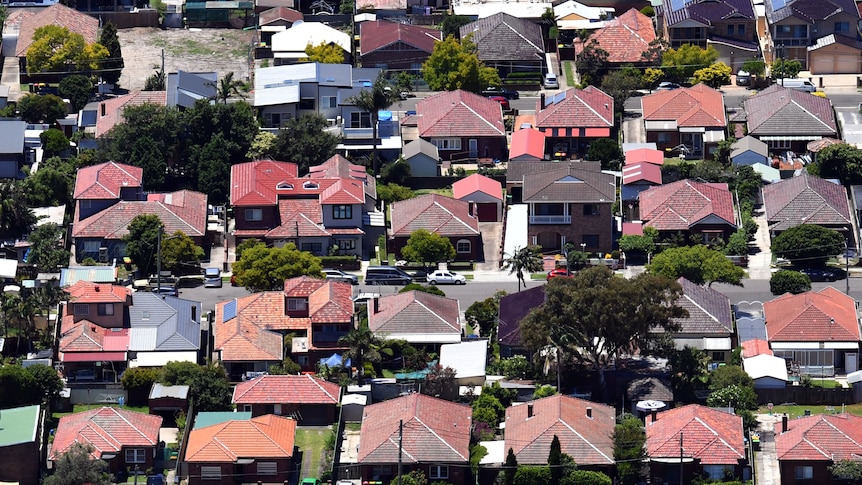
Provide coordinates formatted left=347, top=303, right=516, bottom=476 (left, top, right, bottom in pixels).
left=167, top=71, right=217, bottom=108
left=148, top=383, right=190, bottom=400
left=0, top=119, right=26, bottom=154
left=129, top=292, right=201, bottom=351
left=402, top=138, right=439, bottom=160
left=60, top=266, right=117, bottom=286
left=522, top=163, right=615, bottom=203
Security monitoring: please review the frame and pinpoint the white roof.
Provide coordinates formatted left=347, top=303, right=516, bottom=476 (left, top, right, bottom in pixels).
left=341, top=393, right=367, bottom=405
left=454, top=2, right=553, bottom=18
left=0, top=259, right=18, bottom=279
left=33, top=205, right=66, bottom=227
left=271, top=21, right=351, bottom=54
left=743, top=354, right=789, bottom=381
left=439, top=340, right=488, bottom=379
left=149, top=383, right=190, bottom=399
left=554, top=0, right=613, bottom=20
left=479, top=440, right=506, bottom=465
left=129, top=351, right=198, bottom=368
left=558, top=19, right=608, bottom=30
left=354, top=12, right=376, bottom=21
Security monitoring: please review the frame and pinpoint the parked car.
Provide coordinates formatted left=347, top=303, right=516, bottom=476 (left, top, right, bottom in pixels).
left=656, top=81, right=682, bottom=91
left=488, top=95, right=510, bottom=110
left=481, top=86, right=519, bottom=99
left=426, top=270, right=466, bottom=285
left=736, top=70, right=751, bottom=86
left=798, top=267, right=841, bottom=282
left=152, top=286, right=179, bottom=297
left=322, top=268, right=359, bottom=285
left=546, top=268, right=573, bottom=280
left=365, top=266, right=412, bottom=285
left=204, top=268, right=222, bottom=288
left=543, top=72, right=559, bottom=89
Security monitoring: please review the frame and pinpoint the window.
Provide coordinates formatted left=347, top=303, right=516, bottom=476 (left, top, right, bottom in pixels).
left=712, top=351, right=726, bottom=362
left=257, top=462, right=277, bottom=476
left=321, top=96, right=338, bottom=108
left=297, top=355, right=309, bottom=366
left=429, top=466, right=448, bottom=480
left=703, top=465, right=732, bottom=480
left=372, top=465, right=392, bottom=478
left=201, top=466, right=222, bottom=480
left=738, top=24, right=745, bottom=35
left=73, top=304, right=89, bottom=316
left=795, top=466, right=813, bottom=480
left=80, top=200, right=92, bottom=209
left=245, top=209, right=262, bottom=221
left=432, top=138, right=461, bottom=150
left=350, top=111, right=371, bottom=128
left=142, top=311, right=150, bottom=320
left=125, top=449, right=146, bottom=464
left=702, top=230, right=724, bottom=245
left=457, top=239, right=471, bottom=254
left=768, top=139, right=791, bottom=150
left=835, top=22, right=850, bottom=32
left=726, top=25, right=734, bottom=36
left=277, top=182, right=294, bottom=190
left=83, top=240, right=101, bottom=253
left=287, top=298, right=308, bottom=311
left=582, top=235, right=599, bottom=248
left=303, top=181, right=319, bottom=190
left=298, top=98, right=315, bottom=110
left=243, top=404, right=252, bottom=412
left=337, top=239, right=356, bottom=250
left=657, top=132, right=672, bottom=143
left=332, top=205, right=353, bottom=219
left=97, top=303, right=114, bottom=316
left=582, top=204, right=599, bottom=216
left=301, top=242, right=323, bottom=253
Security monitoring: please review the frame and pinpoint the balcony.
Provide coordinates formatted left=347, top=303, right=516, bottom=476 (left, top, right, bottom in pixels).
left=529, top=215, right=571, bottom=225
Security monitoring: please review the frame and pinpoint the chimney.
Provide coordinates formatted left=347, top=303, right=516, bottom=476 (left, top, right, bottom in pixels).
left=527, top=403, right=534, bottom=418
left=191, top=306, right=197, bottom=321
left=372, top=297, right=379, bottom=315
left=101, top=103, right=106, bottom=117
left=782, top=414, right=788, bottom=433
left=651, top=410, right=657, bottom=423
left=468, top=202, right=474, bottom=217
left=95, top=286, right=100, bottom=292
left=540, top=93, right=545, bottom=111
left=586, top=407, right=592, bottom=419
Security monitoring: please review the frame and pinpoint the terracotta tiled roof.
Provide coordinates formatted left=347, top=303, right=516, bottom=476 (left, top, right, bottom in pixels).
left=639, top=180, right=736, bottom=231
left=359, top=393, right=471, bottom=464
left=741, top=339, right=772, bottom=358
left=186, top=415, right=296, bottom=463
left=775, top=413, right=862, bottom=461
left=265, top=199, right=332, bottom=239
left=59, top=317, right=130, bottom=353
left=744, top=84, right=837, bottom=137
left=230, top=160, right=301, bottom=206
left=259, top=6, right=302, bottom=25
left=522, top=163, right=616, bottom=203
left=95, top=91, right=168, bottom=138
left=509, top=128, right=546, bottom=161
left=673, top=277, right=733, bottom=335
left=642, top=84, right=726, bottom=128
left=622, top=162, right=662, bottom=185
left=368, top=291, right=460, bottom=339
left=73, top=162, right=143, bottom=200
left=417, top=90, right=506, bottom=138
left=460, top=13, right=544, bottom=63
left=764, top=287, right=860, bottom=343
left=66, top=281, right=131, bottom=303
left=536, top=86, right=614, bottom=129
left=320, top=179, right=365, bottom=205
left=452, top=173, right=502, bottom=201
left=360, top=20, right=442, bottom=54
left=498, top=285, right=545, bottom=347
left=390, top=193, right=479, bottom=237
left=50, top=407, right=162, bottom=460
left=586, top=8, right=655, bottom=63
left=504, top=395, right=615, bottom=465
left=17, top=4, right=98, bottom=57
left=233, top=374, right=341, bottom=404
left=308, top=154, right=377, bottom=200
left=646, top=404, right=744, bottom=465
left=72, top=190, right=207, bottom=238
left=762, top=173, right=852, bottom=231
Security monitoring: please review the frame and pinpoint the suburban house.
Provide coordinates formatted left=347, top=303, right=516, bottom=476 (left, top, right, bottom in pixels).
left=16, top=4, right=98, bottom=83
left=0, top=119, right=30, bottom=179
left=214, top=276, right=354, bottom=378
left=166, top=71, right=217, bottom=109
left=368, top=291, right=462, bottom=347
left=665, top=277, right=735, bottom=364
left=258, top=6, right=303, bottom=46
left=232, top=374, right=342, bottom=425
left=127, top=292, right=202, bottom=368
left=389, top=193, right=481, bottom=262
left=270, top=21, right=351, bottom=65
left=509, top=128, right=547, bottom=162
left=575, top=8, right=656, bottom=65
left=646, top=404, right=746, bottom=483
left=504, top=395, right=615, bottom=472
left=775, top=413, right=862, bottom=484
left=621, top=162, right=662, bottom=221
left=452, top=173, right=503, bottom=222
left=534, top=87, right=614, bottom=159
left=743, top=85, right=838, bottom=153
left=415, top=90, right=507, bottom=162
left=459, top=13, right=545, bottom=77
left=498, top=285, right=545, bottom=357
left=185, top=415, right=297, bottom=485
left=641, top=84, right=727, bottom=159
left=0, top=404, right=40, bottom=485
left=49, top=407, right=162, bottom=475
left=401, top=138, right=440, bottom=177
left=359, top=20, right=442, bottom=72
left=638, top=180, right=737, bottom=244
left=730, top=135, right=769, bottom=166
left=520, top=161, right=616, bottom=254
left=554, top=0, right=614, bottom=30
left=358, top=393, right=472, bottom=485
left=764, top=287, right=861, bottom=377
left=762, top=173, right=853, bottom=236
left=94, top=91, right=168, bottom=138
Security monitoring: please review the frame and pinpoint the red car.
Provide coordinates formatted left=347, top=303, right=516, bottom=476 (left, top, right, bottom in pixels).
left=488, top=96, right=510, bottom=110
left=547, top=268, right=572, bottom=280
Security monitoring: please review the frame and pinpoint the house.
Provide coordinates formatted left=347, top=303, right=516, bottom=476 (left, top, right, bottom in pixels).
left=666, top=277, right=735, bottom=363
left=504, top=395, right=615, bottom=471
left=358, top=393, right=472, bottom=485
left=94, top=91, right=168, bottom=138
left=624, top=147, right=664, bottom=165
left=389, top=193, right=481, bottom=262
left=520, top=161, right=616, bottom=253
left=232, top=374, right=342, bottom=425
left=743, top=353, right=789, bottom=388
left=416, top=90, right=507, bottom=162
left=253, top=63, right=355, bottom=128
left=730, top=135, right=769, bottom=166
left=638, top=180, right=737, bottom=243
left=743, top=85, right=838, bottom=153
left=574, top=9, right=656, bottom=65
left=775, top=413, right=862, bottom=484
left=621, top=162, right=662, bottom=221
left=0, top=404, right=40, bottom=485
left=258, top=7, right=303, bottom=46
left=554, top=0, right=614, bottom=30
left=185, top=415, right=297, bottom=485
left=359, top=20, right=442, bottom=73
left=214, top=276, right=355, bottom=379
left=452, top=173, right=503, bottom=222
left=166, top=71, right=217, bottom=109
left=127, top=292, right=202, bottom=368
left=368, top=291, right=461, bottom=347
left=72, top=161, right=144, bottom=221
left=646, top=404, right=746, bottom=483
left=453, top=0, right=552, bottom=19
left=535, top=87, right=614, bottom=159
left=270, top=21, right=351, bottom=65
left=49, top=407, right=162, bottom=475
left=498, top=285, right=545, bottom=357
left=764, top=287, right=861, bottom=377
left=762, top=173, right=853, bottom=235
left=459, top=13, right=544, bottom=77
left=401, top=138, right=440, bottom=177
left=148, top=383, right=190, bottom=416
left=16, top=4, right=98, bottom=83
left=439, top=340, right=489, bottom=388
left=0, top=119, right=29, bottom=179
left=354, top=0, right=405, bottom=15
left=509, top=128, right=547, bottom=162
left=641, top=84, right=727, bottom=159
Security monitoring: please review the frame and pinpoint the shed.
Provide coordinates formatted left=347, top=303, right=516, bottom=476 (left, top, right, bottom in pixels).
left=439, top=339, right=489, bottom=386
left=148, top=383, right=190, bottom=415
left=341, top=393, right=367, bottom=422
left=402, top=138, right=440, bottom=177
left=730, top=136, right=769, bottom=166
left=624, top=147, right=663, bottom=165
left=743, top=354, right=788, bottom=389
left=509, top=128, right=546, bottom=162
left=452, top=174, right=503, bottom=222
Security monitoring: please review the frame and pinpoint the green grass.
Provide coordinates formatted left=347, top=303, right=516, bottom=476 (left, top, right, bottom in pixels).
left=563, top=61, right=575, bottom=87
left=809, top=379, right=841, bottom=389
left=530, top=272, right=547, bottom=280
left=345, top=423, right=361, bottom=432
left=294, top=427, right=331, bottom=479
left=381, top=369, right=396, bottom=378
left=54, top=404, right=149, bottom=419
left=415, top=188, right=453, bottom=197
left=756, top=403, right=862, bottom=419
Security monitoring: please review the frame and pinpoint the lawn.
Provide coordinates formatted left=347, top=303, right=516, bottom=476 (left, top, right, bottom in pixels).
left=294, top=426, right=332, bottom=479
left=756, top=403, right=862, bottom=418
left=54, top=404, right=149, bottom=419
left=415, top=188, right=453, bottom=197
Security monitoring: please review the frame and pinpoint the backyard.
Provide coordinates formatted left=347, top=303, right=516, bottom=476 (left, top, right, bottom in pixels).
left=294, top=426, right=333, bottom=479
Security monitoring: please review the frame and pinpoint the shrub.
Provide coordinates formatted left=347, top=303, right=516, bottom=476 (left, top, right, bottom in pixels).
left=770, top=270, right=811, bottom=295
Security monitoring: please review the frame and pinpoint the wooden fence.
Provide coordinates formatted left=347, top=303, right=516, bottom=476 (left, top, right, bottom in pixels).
left=755, top=386, right=856, bottom=406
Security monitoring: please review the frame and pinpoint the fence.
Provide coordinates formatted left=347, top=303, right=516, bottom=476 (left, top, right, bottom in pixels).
left=755, top=386, right=856, bottom=405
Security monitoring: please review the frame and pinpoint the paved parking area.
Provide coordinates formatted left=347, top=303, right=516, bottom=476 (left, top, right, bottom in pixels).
left=836, top=107, right=862, bottom=147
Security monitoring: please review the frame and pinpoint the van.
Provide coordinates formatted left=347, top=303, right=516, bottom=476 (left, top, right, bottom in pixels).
left=364, top=266, right=412, bottom=285
left=777, top=78, right=816, bottom=93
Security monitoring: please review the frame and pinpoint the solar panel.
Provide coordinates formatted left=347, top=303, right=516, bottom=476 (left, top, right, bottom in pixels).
left=737, top=317, right=767, bottom=343
left=223, top=299, right=237, bottom=322
left=772, top=0, right=786, bottom=10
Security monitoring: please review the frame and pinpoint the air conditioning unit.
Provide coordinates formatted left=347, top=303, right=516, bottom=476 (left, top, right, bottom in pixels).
left=98, top=247, right=109, bottom=263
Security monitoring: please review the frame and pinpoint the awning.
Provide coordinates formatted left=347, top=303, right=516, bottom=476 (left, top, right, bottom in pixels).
left=760, top=135, right=823, bottom=141
left=585, top=127, right=610, bottom=137
left=645, top=120, right=677, bottom=130
left=62, top=351, right=126, bottom=362
left=703, top=130, right=725, bottom=143
left=679, top=127, right=705, bottom=133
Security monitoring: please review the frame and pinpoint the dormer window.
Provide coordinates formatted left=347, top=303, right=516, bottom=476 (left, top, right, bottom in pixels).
left=287, top=298, right=307, bottom=311
left=303, top=181, right=319, bottom=190
left=277, top=182, right=294, bottom=190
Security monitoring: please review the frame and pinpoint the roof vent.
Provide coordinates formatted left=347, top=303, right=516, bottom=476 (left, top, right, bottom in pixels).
left=94, top=286, right=100, bottom=292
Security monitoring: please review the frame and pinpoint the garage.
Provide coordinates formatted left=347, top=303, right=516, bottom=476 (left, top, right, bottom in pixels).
left=476, top=203, right=498, bottom=222
left=452, top=173, right=503, bottom=222
left=808, top=35, right=862, bottom=74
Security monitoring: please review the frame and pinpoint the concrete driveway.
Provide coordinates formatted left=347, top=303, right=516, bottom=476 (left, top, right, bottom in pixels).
left=836, top=107, right=862, bottom=147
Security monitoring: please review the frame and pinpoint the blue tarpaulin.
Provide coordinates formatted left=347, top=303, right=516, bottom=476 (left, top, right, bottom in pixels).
left=319, top=353, right=351, bottom=367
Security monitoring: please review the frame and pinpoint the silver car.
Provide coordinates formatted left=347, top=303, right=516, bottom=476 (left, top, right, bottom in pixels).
left=426, top=270, right=466, bottom=285
left=204, top=268, right=222, bottom=288
left=322, top=268, right=359, bottom=285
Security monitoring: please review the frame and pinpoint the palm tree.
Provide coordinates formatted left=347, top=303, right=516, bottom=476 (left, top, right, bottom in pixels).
left=503, top=246, right=544, bottom=291
left=210, top=72, right=246, bottom=105
left=346, top=72, right=399, bottom=176
left=339, top=323, right=393, bottom=379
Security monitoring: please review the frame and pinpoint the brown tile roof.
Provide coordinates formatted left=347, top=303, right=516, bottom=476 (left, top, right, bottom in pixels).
left=186, top=415, right=296, bottom=463
left=626, top=377, right=673, bottom=402
left=390, top=193, right=479, bottom=237
left=259, top=6, right=302, bottom=25
left=95, top=91, right=168, bottom=138
left=642, top=84, right=726, bottom=128
left=17, top=4, right=98, bottom=57
left=233, top=374, right=341, bottom=404
left=368, top=291, right=461, bottom=339
left=507, top=160, right=603, bottom=185
left=359, top=393, right=471, bottom=464
left=459, top=13, right=544, bottom=63
left=66, top=281, right=131, bottom=303
left=360, top=20, right=442, bottom=54
left=498, top=285, right=545, bottom=347
left=59, top=317, right=130, bottom=353
left=72, top=190, right=207, bottom=238
left=264, top=199, right=333, bottom=239
left=320, top=178, right=365, bottom=205
left=504, top=395, right=615, bottom=465
left=417, top=90, right=506, bottom=138
left=673, top=277, right=733, bottom=335
left=775, top=413, right=862, bottom=462
left=536, top=86, right=614, bottom=129
left=764, top=287, right=860, bottom=343
left=586, top=8, right=655, bottom=63
left=762, top=173, right=852, bottom=231
left=230, top=160, right=301, bottom=206
left=639, top=180, right=736, bottom=231
left=646, top=404, right=744, bottom=465
left=50, top=407, right=162, bottom=460
left=73, top=162, right=143, bottom=200
left=522, top=162, right=615, bottom=203
left=744, top=84, right=837, bottom=137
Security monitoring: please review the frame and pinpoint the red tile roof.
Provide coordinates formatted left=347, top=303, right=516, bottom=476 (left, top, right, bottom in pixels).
left=646, top=404, right=744, bottom=465
left=764, top=287, right=860, bottom=343
left=230, top=160, right=300, bottom=206
left=417, top=90, right=506, bottom=138
left=625, top=148, right=664, bottom=165
left=452, top=173, right=502, bottom=201
left=535, top=86, right=614, bottom=129
left=50, top=407, right=162, bottom=460
left=762, top=173, right=852, bottom=231
left=390, top=193, right=479, bottom=237
left=262, top=199, right=333, bottom=239
left=586, top=8, right=655, bottom=64
left=66, top=281, right=131, bottom=303
left=509, top=128, right=546, bottom=161
left=259, top=6, right=303, bottom=25
left=72, top=190, right=207, bottom=238
left=622, top=162, right=662, bottom=185
left=17, top=4, right=98, bottom=57
left=320, top=178, right=365, bottom=205
left=73, top=162, right=144, bottom=200
left=360, top=20, right=442, bottom=54
left=95, top=91, right=168, bottom=138
left=639, top=180, right=736, bottom=231
left=642, top=84, right=726, bottom=128
left=308, top=155, right=376, bottom=200
left=775, top=414, right=862, bottom=462
left=741, top=339, right=773, bottom=358
left=368, top=291, right=461, bottom=339
left=359, top=393, right=471, bottom=464
left=233, top=374, right=341, bottom=404
left=186, top=415, right=296, bottom=463
left=59, top=317, right=130, bottom=353
left=504, top=395, right=615, bottom=465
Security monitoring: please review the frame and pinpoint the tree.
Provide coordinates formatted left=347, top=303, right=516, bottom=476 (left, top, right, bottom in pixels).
left=400, top=229, right=456, bottom=268
left=121, top=366, right=161, bottom=406
left=346, top=72, right=399, bottom=175
left=190, top=364, right=233, bottom=412
left=816, top=143, right=862, bottom=184
left=17, top=93, right=67, bottom=124
left=498, top=355, right=533, bottom=380
left=502, top=246, right=543, bottom=292
left=44, top=443, right=111, bottom=485
left=232, top=243, right=324, bottom=292
left=58, top=75, right=92, bottom=112
left=40, top=129, right=70, bottom=159
left=422, top=35, right=500, bottom=92
left=772, top=58, right=802, bottom=79
left=393, top=471, right=427, bottom=485
left=210, top=71, right=246, bottom=104
left=305, top=42, right=345, bottom=63
left=549, top=435, right=563, bottom=485
left=144, top=69, right=166, bottom=91
left=771, top=224, right=844, bottom=266
left=27, top=223, right=70, bottom=271
left=693, top=62, right=732, bottom=88
left=422, top=363, right=457, bottom=398
left=377, top=183, right=414, bottom=205
left=503, top=448, right=518, bottom=485
left=274, top=113, right=340, bottom=174
left=380, top=157, right=411, bottom=185
left=472, top=392, right=505, bottom=428
left=440, top=14, right=472, bottom=38
left=0, top=181, right=36, bottom=239
left=709, top=364, right=753, bottom=390
left=161, top=360, right=202, bottom=385
left=770, top=270, right=811, bottom=295
left=668, top=346, right=710, bottom=396
left=586, top=138, right=622, bottom=170
left=576, top=39, right=609, bottom=84
left=742, top=59, right=766, bottom=77
left=26, top=25, right=108, bottom=74
left=98, top=21, right=123, bottom=84
left=601, top=67, right=641, bottom=116
left=465, top=295, right=500, bottom=338
left=339, top=323, right=389, bottom=379
left=123, top=215, right=163, bottom=277
left=641, top=38, right=669, bottom=65
left=561, top=471, right=612, bottom=485
left=521, top=267, right=687, bottom=399
left=269, top=357, right=301, bottom=375
left=160, top=230, right=205, bottom=275
left=643, top=67, right=664, bottom=87
left=647, top=245, right=744, bottom=286
left=24, top=156, right=74, bottom=208
left=533, top=384, right=558, bottom=399
left=661, top=44, right=718, bottom=82
left=614, top=414, right=647, bottom=485
left=830, top=460, right=862, bottom=484
left=513, top=466, right=551, bottom=485
left=706, top=384, right=758, bottom=428
left=246, top=131, right=278, bottom=160
left=723, top=229, right=750, bottom=257
left=618, top=226, right=658, bottom=256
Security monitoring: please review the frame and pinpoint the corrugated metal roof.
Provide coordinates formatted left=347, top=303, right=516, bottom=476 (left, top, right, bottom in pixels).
left=60, top=266, right=117, bottom=286
left=149, top=383, right=190, bottom=400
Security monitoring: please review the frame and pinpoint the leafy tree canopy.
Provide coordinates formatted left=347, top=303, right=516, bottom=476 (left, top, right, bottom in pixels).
left=18, top=93, right=67, bottom=124
left=44, top=443, right=111, bottom=485
left=401, top=229, right=456, bottom=267
left=771, top=224, right=844, bottom=266
left=741, top=59, right=765, bottom=77
left=98, top=21, right=123, bottom=84
left=27, top=223, right=70, bottom=272
left=647, top=245, right=744, bottom=286
left=399, top=283, right=446, bottom=296
left=124, top=214, right=163, bottom=277
left=586, top=138, right=622, bottom=170
left=160, top=230, right=205, bottom=275
left=601, top=67, right=641, bottom=116
left=422, top=35, right=500, bottom=92
left=465, top=295, right=501, bottom=338
left=816, top=143, right=862, bottom=184
left=770, top=270, right=811, bottom=295
left=26, top=25, right=109, bottom=74
left=274, top=113, right=340, bottom=174
left=709, top=364, right=753, bottom=390
left=618, top=226, right=658, bottom=254
left=377, top=183, right=414, bottom=205
left=661, top=44, right=718, bottom=82
left=693, top=61, right=731, bottom=89
left=614, top=414, right=647, bottom=485
left=305, top=42, right=345, bottom=63
left=232, top=242, right=323, bottom=292
left=58, top=75, right=92, bottom=112
left=440, top=14, right=472, bottom=38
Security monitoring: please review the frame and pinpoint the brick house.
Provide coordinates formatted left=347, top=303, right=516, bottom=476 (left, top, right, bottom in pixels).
left=535, top=86, right=614, bottom=159
left=389, top=193, right=481, bottom=262
left=416, top=90, right=507, bottom=162
left=359, top=20, right=442, bottom=73
left=16, top=4, right=98, bottom=83
left=232, top=374, right=341, bottom=425
left=368, top=291, right=462, bottom=348
left=638, top=179, right=737, bottom=244
left=743, top=86, right=839, bottom=155
left=775, top=413, right=862, bottom=485
left=641, top=84, right=727, bottom=159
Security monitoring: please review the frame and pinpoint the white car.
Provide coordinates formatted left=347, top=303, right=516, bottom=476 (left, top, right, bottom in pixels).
left=543, top=72, right=559, bottom=89
left=322, top=268, right=359, bottom=285
left=426, top=270, right=466, bottom=285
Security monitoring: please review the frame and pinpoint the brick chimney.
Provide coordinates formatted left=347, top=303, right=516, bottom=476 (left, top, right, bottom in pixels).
left=527, top=403, right=534, bottom=418
left=782, top=414, right=788, bottom=434
left=586, top=407, right=592, bottom=419
left=539, top=93, right=545, bottom=111
left=372, top=297, right=379, bottom=315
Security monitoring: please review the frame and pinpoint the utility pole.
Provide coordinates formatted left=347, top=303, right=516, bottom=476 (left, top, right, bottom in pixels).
left=156, top=225, right=163, bottom=293
left=679, top=433, right=684, bottom=485
left=397, top=419, right=403, bottom=485
left=161, top=48, right=165, bottom=75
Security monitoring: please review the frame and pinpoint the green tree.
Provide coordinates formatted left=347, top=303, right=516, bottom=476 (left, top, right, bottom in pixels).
left=422, top=35, right=500, bottom=92
left=274, top=113, right=340, bottom=174
left=513, top=466, right=551, bottom=485
left=98, top=21, right=123, bottom=84
left=27, top=223, right=70, bottom=271
left=161, top=360, right=202, bottom=385
left=235, top=238, right=263, bottom=260
left=561, top=471, right=612, bottom=485
left=346, top=72, right=399, bottom=175
left=26, top=25, right=108, bottom=74
left=709, top=364, right=753, bottom=390
left=377, top=183, right=414, bottom=205
left=209, top=71, right=246, bottom=104
left=399, top=283, right=446, bottom=296
left=503, top=448, right=518, bottom=485
left=669, top=346, right=710, bottom=395
left=619, top=226, right=658, bottom=256
left=339, top=323, right=390, bottom=379
left=647, top=245, right=744, bottom=286
left=440, top=14, right=472, bottom=38
left=830, top=460, right=862, bottom=484
left=400, top=229, right=456, bottom=268
left=190, top=364, right=233, bottom=412
left=742, top=59, right=766, bottom=77
left=771, top=224, right=844, bottom=266
left=380, top=157, right=411, bottom=185
left=421, top=363, right=457, bottom=398
left=18, top=93, right=67, bottom=124
left=770, top=270, right=812, bottom=295
left=816, top=143, right=862, bottom=184
left=58, top=75, right=92, bottom=112
left=465, top=295, right=500, bottom=338
left=188, top=133, right=232, bottom=205
left=160, top=230, right=205, bottom=275
left=576, top=39, right=610, bottom=84
left=40, top=129, right=70, bottom=159
left=269, top=357, right=301, bottom=375
left=0, top=181, right=36, bottom=239
left=123, top=214, right=163, bottom=277
left=498, top=355, right=533, bottom=380
left=706, top=384, right=758, bottom=427
left=723, top=229, right=750, bottom=256
left=232, top=243, right=324, bottom=292
left=549, top=435, right=563, bottom=485
left=693, top=62, right=732, bottom=88
left=772, top=58, right=802, bottom=79
left=25, top=364, right=62, bottom=404
left=305, top=42, right=345, bottom=63
left=393, top=471, right=427, bottom=485
left=614, top=414, right=647, bottom=485
left=44, top=443, right=111, bottom=485
left=144, top=68, right=166, bottom=91
left=586, top=138, right=622, bottom=170
left=246, top=131, right=278, bottom=160
left=472, top=392, right=505, bottom=427
left=661, top=44, right=718, bottom=82
left=502, top=245, right=543, bottom=292
left=24, top=156, right=74, bottom=207
left=533, top=384, right=558, bottom=399
left=121, top=366, right=161, bottom=406
left=643, top=67, right=664, bottom=87
left=601, top=67, right=641, bottom=116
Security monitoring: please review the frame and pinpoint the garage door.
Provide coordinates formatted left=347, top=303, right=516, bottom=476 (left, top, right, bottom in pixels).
left=836, top=55, right=860, bottom=74
left=476, top=203, right=498, bottom=222
left=811, top=53, right=862, bottom=74
left=811, top=55, right=832, bottom=74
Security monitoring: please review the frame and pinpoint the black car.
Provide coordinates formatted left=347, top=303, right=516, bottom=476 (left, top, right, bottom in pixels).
left=481, top=86, right=519, bottom=100
left=798, top=267, right=841, bottom=282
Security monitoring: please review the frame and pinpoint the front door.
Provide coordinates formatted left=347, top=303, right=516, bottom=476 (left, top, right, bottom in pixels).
left=469, top=139, right=478, bottom=158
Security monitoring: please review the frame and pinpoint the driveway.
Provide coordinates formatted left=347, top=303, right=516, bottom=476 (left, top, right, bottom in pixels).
left=477, top=221, right=503, bottom=270
left=836, top=107, right=862, bottom=147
